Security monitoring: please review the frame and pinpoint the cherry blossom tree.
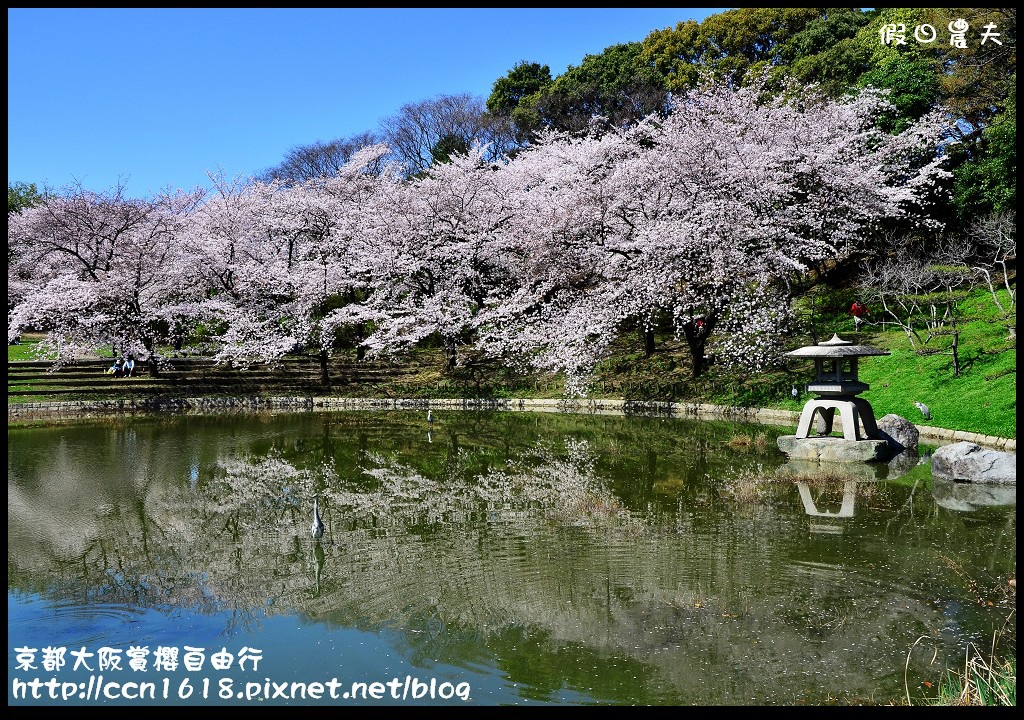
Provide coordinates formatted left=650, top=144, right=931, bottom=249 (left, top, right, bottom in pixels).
left=181, top=145, right=396, bottom=375
left=324, top=144, right=522, bottom=371
left=8, top=75, right=952, bottom=396
left=471, top=74, right=953, bottom=390
left=7, top=182, right=203, bottom=369
left=621, top=76, right=951, bottom=378
left=469, top=124, right=647, bottom=388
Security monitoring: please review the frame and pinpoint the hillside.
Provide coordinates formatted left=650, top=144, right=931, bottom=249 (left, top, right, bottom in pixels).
left=8, top=284, right=1016, bottom=440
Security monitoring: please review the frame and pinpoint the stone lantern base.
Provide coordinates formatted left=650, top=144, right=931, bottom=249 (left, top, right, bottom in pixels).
left=777, top=391, right=896, bottom=463
left=795, top=396, right=879, bottom=441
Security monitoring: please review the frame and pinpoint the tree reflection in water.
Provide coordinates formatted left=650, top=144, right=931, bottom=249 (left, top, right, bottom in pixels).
left=7, top=411, right=1015, bottom=705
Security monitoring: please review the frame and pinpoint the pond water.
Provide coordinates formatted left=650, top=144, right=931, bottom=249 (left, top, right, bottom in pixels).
left=7, top=410, right=1016, bottom=706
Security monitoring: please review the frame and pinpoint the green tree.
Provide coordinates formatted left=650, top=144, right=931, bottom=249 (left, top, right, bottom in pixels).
left=639, top=8, right=828, bottom=93
left=486, top=60, right=554, bottom=146
left=637, top=19, right=704, bottom=93
left=921, top=7, right=1016, bottom=132
left=857, top=57, right=940, bottom=133
left=782, top=9, right=874, bottom=94
left=430, top=133, right=472, bottom=166
left=486, top=60, right=552, bottom=116
left=8, top=181, right=44, bottom=215
left=953, top=84, right=1017, bottom=221
left=695, top=6, right=826, bottom=82
left=531, top=42, right=668, bottom=134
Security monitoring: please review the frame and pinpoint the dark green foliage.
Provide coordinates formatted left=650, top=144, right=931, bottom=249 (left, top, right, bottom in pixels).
left=640, top=8, right=833, bottom=93
left=430, top=133, right=472, bottom=166
left=780, top=8, right=872, bottom=64
left=486, top=60, right=553, bottom=116
left=923, top=8, right=1016, bottom=132
left=7, top=181, right=45, bottom=215
left=857, top=58, right=940, bottom=133
left=953, top=85, right=1017, bottom=221
left=529, top=42, right=669, bottom=134
left=788, top=37, right=872, bottom=94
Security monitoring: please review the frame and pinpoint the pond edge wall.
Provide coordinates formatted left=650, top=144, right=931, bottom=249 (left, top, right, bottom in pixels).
left=7, top=396, right=1015, bottom=452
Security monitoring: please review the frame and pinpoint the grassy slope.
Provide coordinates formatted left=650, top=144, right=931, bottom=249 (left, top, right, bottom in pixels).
left=581, top=284, right=1016, bottom=439
left=850, top=287, right=1015, bottom=439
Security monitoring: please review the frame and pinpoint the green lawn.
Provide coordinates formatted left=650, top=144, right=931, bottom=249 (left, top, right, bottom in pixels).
left=8, top=335, right=54, bottom=362
left=852, top=288, right=1016, bottom=439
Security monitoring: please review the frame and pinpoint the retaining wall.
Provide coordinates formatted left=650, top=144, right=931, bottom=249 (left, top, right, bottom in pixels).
left=7, top=396, right=1015, bottom=452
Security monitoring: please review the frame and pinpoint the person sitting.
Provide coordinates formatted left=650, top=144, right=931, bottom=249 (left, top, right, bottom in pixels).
left=106, top=357, right=123, bottom=377
left=123, top=355, right=136, bottom=377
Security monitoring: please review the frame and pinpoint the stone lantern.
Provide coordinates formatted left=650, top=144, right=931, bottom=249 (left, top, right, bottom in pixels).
left=777, top=333, right=893, bottom=462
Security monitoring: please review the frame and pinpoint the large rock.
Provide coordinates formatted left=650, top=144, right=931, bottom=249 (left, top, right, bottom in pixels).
left=931, top=442, right=1016, bottom=484
left=777, top=436, right=891, bottom=462
left=877, top=414, right=919, bottom=453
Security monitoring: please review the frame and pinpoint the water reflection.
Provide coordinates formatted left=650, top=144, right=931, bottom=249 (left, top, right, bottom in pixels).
left=8, top=411, right=1016, bottom=706
left=932, top=477, right=1016, bottom=512
left=312, top=541, right=326, bottom=598
left=796, top=480, right=857, bottom=519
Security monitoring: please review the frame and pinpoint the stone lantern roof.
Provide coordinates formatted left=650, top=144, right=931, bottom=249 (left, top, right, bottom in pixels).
left=786, top=334, right=889, bottom=397
left=785, top=333, right=890, bottom=359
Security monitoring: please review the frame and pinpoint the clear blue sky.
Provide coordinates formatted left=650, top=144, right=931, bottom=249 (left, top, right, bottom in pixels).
left=8, top=8, right=729, bottom=199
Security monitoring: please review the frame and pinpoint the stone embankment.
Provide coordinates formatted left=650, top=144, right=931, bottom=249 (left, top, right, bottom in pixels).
left=7, top=395, right=1015, bottom=452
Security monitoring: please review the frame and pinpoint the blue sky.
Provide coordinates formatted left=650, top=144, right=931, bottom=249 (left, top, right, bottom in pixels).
left=8, top=8, right=728, bottom=199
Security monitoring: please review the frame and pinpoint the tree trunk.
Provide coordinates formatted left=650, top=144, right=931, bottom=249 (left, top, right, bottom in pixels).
left=643, top=327, right=655, bottom=356
left=950, top=329, right=960, bottom=376
left=142, top=337, right=159, bottom=377
left=444, top=339, right=458, bottom=372
left=689, top=340, right=707, bottom=379
left=682, top=318, right=715, bottom=379
left=355, top=322, right=367, bottom=361
left=319, top=347, right=330, bottom=387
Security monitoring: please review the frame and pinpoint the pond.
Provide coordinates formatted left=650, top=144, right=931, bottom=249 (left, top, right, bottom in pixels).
left=7, top=410, right=1016, bottom=706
